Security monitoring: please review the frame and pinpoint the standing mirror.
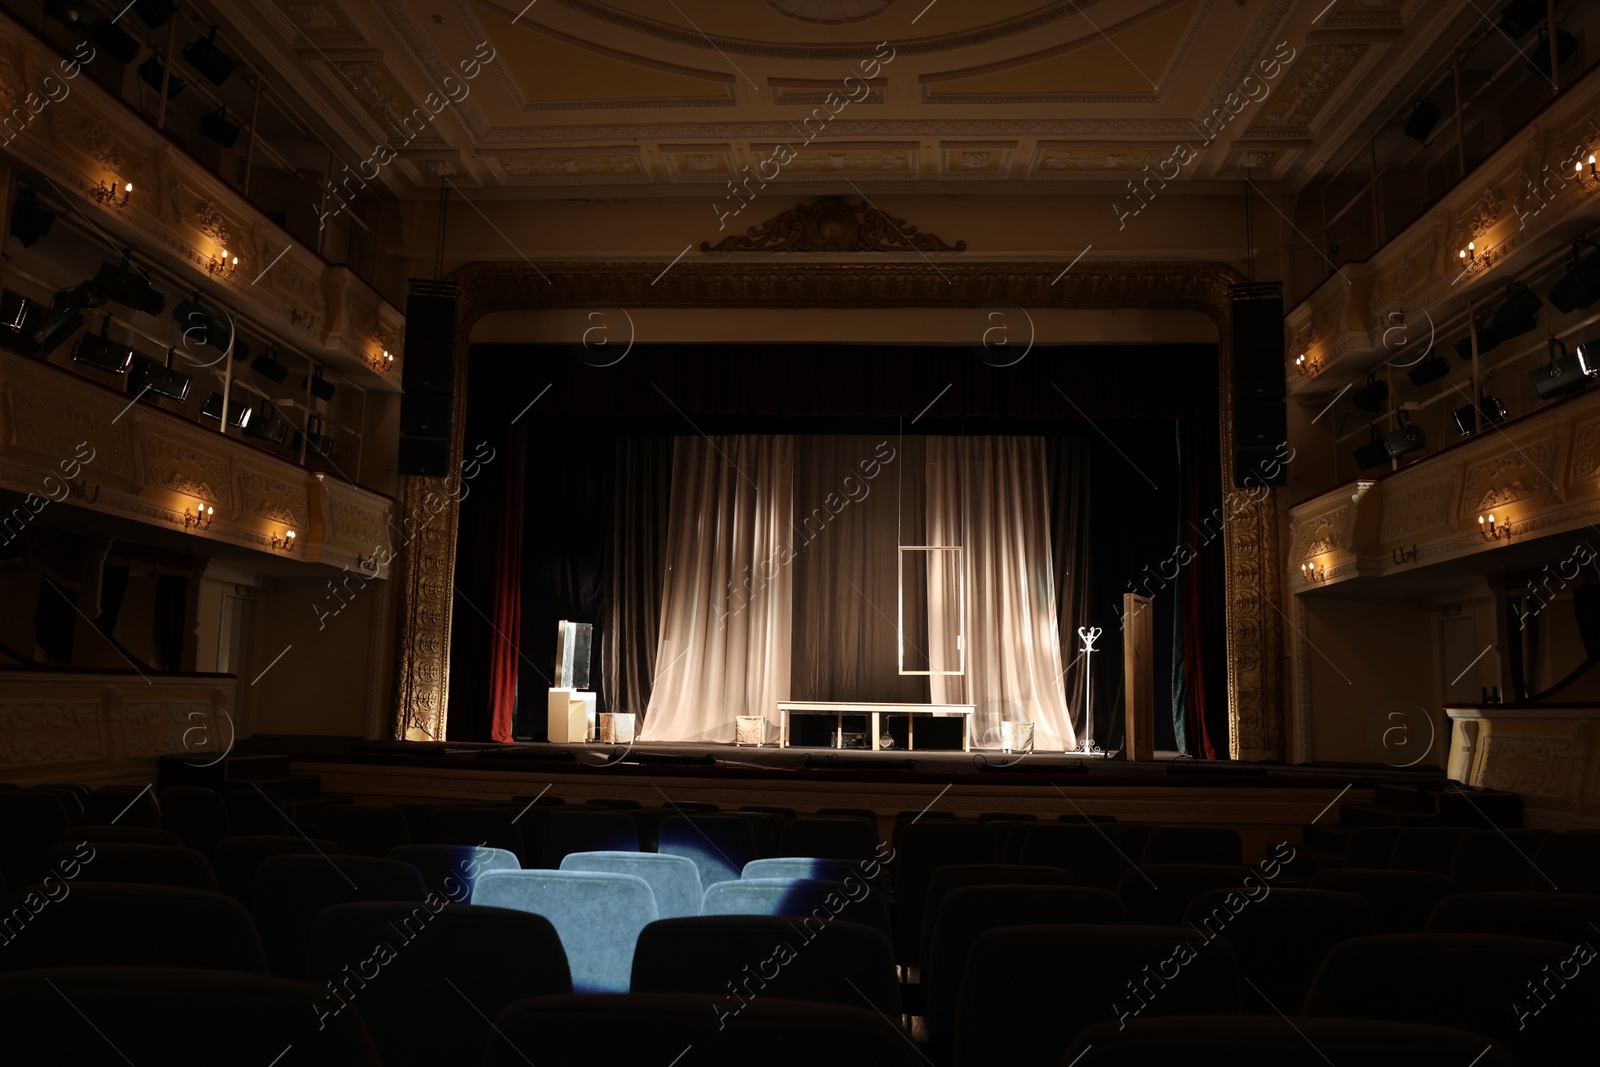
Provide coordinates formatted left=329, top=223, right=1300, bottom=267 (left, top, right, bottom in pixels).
left=899, top=546, right=965, bottom=675
left=555, top=620, right=593, bottom=689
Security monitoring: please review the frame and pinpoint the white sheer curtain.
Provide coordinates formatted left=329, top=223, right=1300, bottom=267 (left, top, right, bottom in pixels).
left=927, top=436, right=1077, bottom=750
left=641, top=436, right=793, bottom=743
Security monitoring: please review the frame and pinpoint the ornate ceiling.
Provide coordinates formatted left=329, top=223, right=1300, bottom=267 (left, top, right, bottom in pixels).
left=235, top=0, right=1456, bottom=196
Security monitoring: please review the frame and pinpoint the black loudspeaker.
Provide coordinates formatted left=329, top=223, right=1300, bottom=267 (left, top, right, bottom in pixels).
left=399, top=280, right=459, bottom=477
left=1231, top=401, right=1287, bottom=487
left=1229, top=282, right=1286, bottom=402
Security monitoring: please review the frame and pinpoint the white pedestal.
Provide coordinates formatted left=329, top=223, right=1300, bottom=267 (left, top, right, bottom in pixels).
left=547, top=688, right=597, bottom=742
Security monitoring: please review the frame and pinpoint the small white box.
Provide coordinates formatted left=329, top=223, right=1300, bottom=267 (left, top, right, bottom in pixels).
left=547, top=688, right=597, bottom=743
left=1000, top=721, right=1034, bottom=754
left=735, top=715, right=765, bottom=746
left=599, top=712, right=635, bottom=744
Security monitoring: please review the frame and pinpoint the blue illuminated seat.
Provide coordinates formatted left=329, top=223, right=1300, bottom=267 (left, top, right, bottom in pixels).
left=472, top=869, right=658, bottom=993
left=561, top=851, right=701, bottom=919
left=387, top=844, right=519, bottom=900
left=702, top=877, right=891, bottom=939
left=660, top=814, right=758, bottom=888
left=744, top=856, right=884, bottom=891
left=539, top=810, right=638, bottom=869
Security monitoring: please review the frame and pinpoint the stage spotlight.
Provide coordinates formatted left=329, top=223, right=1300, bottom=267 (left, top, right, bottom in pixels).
left=129, top=350, right=192, bottom=402
left=8, top=189, right=56, bottom=247
left=1353, top=374, right=1389, bottom=413
left=198, top=106, right=241, bottom=148
left=1499, top=0, right=1546, bottom=37
left=302, top=367, right=336, bottom=401
left=137, top=54, right=186, bottom=97
left=172, top=294, right=233, bottom=352
left=71, top=318, right=132, bottom=375
left=1353, top=431, right=1389, bottom=471
left=85, top=11, right=140, bottom=65
left=1529, top=29, right=1578, bottom=80
left=251, top=344, right=288, bottom=383
left=132, top=0, right=177, bottom=29
left=1460, top=283, right=1542, bottom=359
left=93, top=257, right=165, bottom=315
left=182, top=27, right=237, bottom=86
left=42, top=0, right=93, bottom=26
left=1530, top=338, right=1597, bottom=400
left=1549, top=240, right=1600, bottom=313
left=243, top=401, right=289, bottom=444
left=1453, top=395, right=1509, bottom=436
left=293, top=417, right=335, bottom=460
left=1408, top=354, right=1451, bottom=387
left=29, top=282, right=102, bottom=355
left=1383, top=416, right=1427, bottom=460
left=0, top=291, right=29, bottom=334
left=200, top=392, right=252, bottom=428
left=1403, top=99, right=1441, bottom=143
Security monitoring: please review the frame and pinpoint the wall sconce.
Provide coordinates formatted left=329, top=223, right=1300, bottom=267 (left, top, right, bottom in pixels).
left=67, top=480, right=101, bottom=503
left=1458, top=241, right=1500, bottom=277
left=207, top=248, right=238, bottom=279
left=1575, top=154, right=1597, bottom=183
left=368, top=348, right=394, bottom=373
left=1478, top=513, right=1513, bottom=542
left=1392, top=545, right=1417, bottom=564
left=290, top=308, right=316, bottom=329
left=1301, top=561, right=1328, bottom=583
left=93, top=180, right=132, bottom=208
left=1295, top=351, right=1323, bottom=377
left=183, top=501, right=214, bottom=530
left=270, top=529, right=296, bottom=551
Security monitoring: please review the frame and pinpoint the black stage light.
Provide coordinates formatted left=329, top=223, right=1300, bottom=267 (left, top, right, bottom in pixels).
left=1453, top=395, right=1509, bottom=436
left=1529, top=29, right=1578, bottom=80
left=93, top=258, right=165, bottom=315
left=129, top=350, right=191, bottom=401
left=8, top=189, right=56, bottom=247
left=1489, top=282, right=1543, bottom=343
left=294, top=416, right=335, bottom=460
left=132, top=0, right=177, bottom=30
left=172, top=293, right=233, bottom=352
left=1549, top=240, right=1600, bottom=314
left=243, top=401, right=288, bottom=444
left=71, top=318, right=132, bottom=374
left=1353, top=373, right=1389, bottom=413
left=1530, top=338, right=1597, bottom=400
left=29, top=282, right=102, bottom=355
left=1403, top=99, right=1441, bottom=143
left=1383, top=416, right=1427, bottom=460
left=137, top=54, right=186, bottom=97
left=198, top=106, right=241, bottom=148
left=302, top=366, right=336, bottom=401
left=0, top=291, right=29, bottom=334
left=1353, top=431, right=1389, bottom=471
left=1499, top=0, right=1546, bottom=38
left=1408, top=353, right=1451, bottom=387
left=182, top=27, right=237, bottom=86
left=86, top=11, right=140, bottom=65
left=251, top=344, right=288, bottom=383
left=200, top=391, right=252, bottom=428
left=43, top=0, right=93, bottom=26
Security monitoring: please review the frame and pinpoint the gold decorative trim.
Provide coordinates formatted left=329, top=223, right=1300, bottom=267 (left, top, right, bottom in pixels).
left=391, top=259, right=1284, bottom=759
left=700, top=196, right=965, bottom=254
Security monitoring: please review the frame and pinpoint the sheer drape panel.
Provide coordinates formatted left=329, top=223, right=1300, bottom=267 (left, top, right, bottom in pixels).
left=642, top=436, right=793, bottom=743
left=604, top=437, right=673, bottom=725
left=927, top=437, right=1075, bottom=750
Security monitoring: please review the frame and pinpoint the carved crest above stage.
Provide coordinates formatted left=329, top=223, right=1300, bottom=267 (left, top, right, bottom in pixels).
left=700, top=197, right=967, bottom=254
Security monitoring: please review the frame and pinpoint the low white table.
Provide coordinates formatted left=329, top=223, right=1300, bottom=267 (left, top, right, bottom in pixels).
left=776, top=701, right=975, bottom=752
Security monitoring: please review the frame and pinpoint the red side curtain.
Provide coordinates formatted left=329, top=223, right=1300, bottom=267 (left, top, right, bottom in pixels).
left=487, top=424, right=525, bottom=742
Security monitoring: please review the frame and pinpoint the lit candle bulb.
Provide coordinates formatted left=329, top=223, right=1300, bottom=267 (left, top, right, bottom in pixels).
left=123, top=182, right=132, bottom=194
left=287, top=530, right=295, bottom=541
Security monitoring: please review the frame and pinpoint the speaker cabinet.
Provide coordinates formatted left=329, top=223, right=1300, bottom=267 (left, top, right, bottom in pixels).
left=399, top=280, right=459, bottom=477
left=398, top=435, right=451, bottom=478
left=1232, top=400, right=1287, bottom=488
left=1229, top=282, right=1286, bottom=402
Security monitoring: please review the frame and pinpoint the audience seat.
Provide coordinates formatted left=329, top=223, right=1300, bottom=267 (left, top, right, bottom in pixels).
left=1141, top=826, right=1243, bottom=866
left=394, top=802, right=445, bottom=841
left=1341, top=826, right=1403, bottom=868
left=584, top=797, right=642, bottom=809
left=540, top=809, right=639, bottom=868
left=561, top=850, right=702, bottom=919
left=701, top=877, right=892, bottom=939
left=0, top=966, right=381, bottom=1065
left=660, top=814, right=760, bottom=888
left=920, top=864, right=1076, bottom=967
left=741, top=805, right=798, bottom=821
left=1116, top=864, right=1254, bottom=925
left=1305, top=933, right=1591, bottom=1065
left=221, top=788, right=293, bottom=836
left=1426, top=890, right=1600, bottom=943
left=624, top=808, right=664, bottom=852
left=730, top=810, right=781, bottom=858
left=320, top=805, right=412, bottom=858
left=631, top=915, right=900, bottom=1014
left=158, top=787, right=231, bottom=854
left=388, top=844, right=520, bottom=900
left=0, top=791, right=71, bottom=889
left=779, top=816, right=880, bottom=860
left=1061, top=1016, right=1519, bottom=1066
left=892, top=820, right=997, bottom=961
left=1449, top=829, right=1553, bottom=891
left=31, top=785, right=84, bottom=823
left=816, top=807, right=878, bottom=822
left=1019, top=823, right=1131, bottom=889
left=422, top=807, right=526, bottom=862
left=1533, top=830, right=1600, bottom=893
left=1057, top=812, right=1119, bottom=823
left=472, top=869, right=658, bottom=993
left=661, top=800, right=719, bottom=814
left=252, top=855, right=428, bottom=978
left=745, top=855, right=884, bottom=891
left=65, top=825, right=184, bottom=847
left=308, top=902, right=571, bottom=1067
left=1389, top=827, right=1469, bottom=875
left=0, top=883, right=265, bottom=972
left=82, top=785, right=161, bottom=828
left=1307, top=869, right=1454, bottom=933
left=1183, top=888, right=1373, bottom=1012
left=42, top=841, right=216, bottom=891
left=953, top=924, right=1241, bottom=1067
left=211, top=835, right=343, bottom=901
left=978, top=811, right=1037, bottom=823
left=486, top=993, right=922, bottom=1066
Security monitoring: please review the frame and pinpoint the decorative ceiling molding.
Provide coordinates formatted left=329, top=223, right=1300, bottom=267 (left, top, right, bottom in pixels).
left=763, top=0, right=898, bottom=23
left=699, top=196, right=966, bottom=253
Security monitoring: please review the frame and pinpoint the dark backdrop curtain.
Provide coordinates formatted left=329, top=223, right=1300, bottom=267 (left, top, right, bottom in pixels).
left=604, top=436, right=673, bottom=724
left=1173, top=418, right=1229, bottom=757
left=1048, top=437, right=1095, bottom=746
left=486, top=424, right=527, bottom=742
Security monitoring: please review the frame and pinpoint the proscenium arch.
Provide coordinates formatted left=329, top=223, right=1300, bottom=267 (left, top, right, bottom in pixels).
left=389, top=259, right=1285, bottom=761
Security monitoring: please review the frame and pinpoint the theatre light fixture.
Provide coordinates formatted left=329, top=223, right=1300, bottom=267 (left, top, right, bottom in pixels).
left=302, top=366, right=336, bottom=401
left=198, top=106, right=241, bottom=148
left=1300, top=561, right=1327, bottom=583
left=200, top=391, right=252, bottom=429
left=270, top=529, right=296, bottom=552
left=1353, top=374, right=1389, bottom=413
left=132, top=0, right=177, bottom=30
left=251, top=344, right=288, bottom=383
left=9, top=188, right=56, bottom=246
left=137, top=54, right=186, bottom=97
left=242, top=400, right=289, bottom=445
left=207, top=248, right=237, bottom=279
left=1403, top=99, right=1441, bottom=143
left=92, top=180, right=132, bottom=209
left=1549, top=241, right=1600, bottom=313
left=183, top=501, right=214, bottom=530
left=1530, top=338, right=1597, bottom=400
left=1408, top=353, right=1451, bottom=387
left=1382, top=413, right=1427, bottom=461
left=183, top=27, right=237, bottom=86
left=93, top=255, right=165, bottom=314
left=129, top=348, right=192, bottom=402
left=368, top=348, right=394, bottom=374
left=1457, top=282, right=1541, bottom=359
left=1453, top=395, right=1509, bottom=436
left=71, top=318, right=132, bottom=375
left=1478, top=513, right=1513, bottom=542
left=1353, top=430, right=1389, bottom=471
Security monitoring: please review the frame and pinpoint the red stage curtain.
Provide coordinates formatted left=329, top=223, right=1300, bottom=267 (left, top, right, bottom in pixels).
left=487, top=423, right=526, bottom=742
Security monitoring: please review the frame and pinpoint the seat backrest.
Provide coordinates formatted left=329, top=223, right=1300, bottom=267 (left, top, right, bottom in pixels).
left=1305, top=932, right=1589, bottom=1065
left=1307, top=869, right=1455, bottom=933
left=926, top=886, right=1126, bottom=1058
left=779, top=817, right=881, bottom=861
left=659, top=814, right=758, bottom=888
left=158, top=787, right=231, bottom=854
left=1184, top=888, right=1373, bottom=1013
left=561, top=851, right=702, bottom=919
left=211, top=835, right=343, bottom=901
left=73, top=826, right=185, bottom=847
left=252, top=855, right=428, bottom=977
left=953, top=924, right=1241, bottom=1067
left=539, top=810, right=639, bottom=869
left=0, top=966, right=381, bottom=1065
left=1448, top=830, right=1553, bottom=891
left=1061, top=1015, right=1518, bottom=1066
left=1019, top=823, right=1128, bottom=888
left=320, top=805, right=412, bottom=858
left=472, top=869, right=658, bottom=993
left=1390, top=827, right=1469, bottom=875
left=1341, top=826, right=1402, bottom=868
left=308, top=902, right=571, bottom=1067
left=1141, top=826, right=1243, bottom=866
left=632, top=915, right=900, bottom=1014
left=82, top=786, right=161, bottom=828
left=921, top=864, right=1076, bottom=967
left=1116, top=864, right=1256, bottom=925
left=486, top=992, right=922, bottom=1066
left=0, top=791, right=70, bottom=889
left=1532, top=830, right=1600, bottom=893
left=221, top=789, right=293, bottom=836
left=0, top=883, right=265, bottom=972
left=584, top=798, right=642, bottom=809
left=892, top=821, right=997, bottom=961
left=744, top=856, right=884, bottom=893
left=1426, top=890, right=1600, bottom=943
left=42, top=841, right=216, bottom=892
left=701, top=877, right=892, bottom=939
left=387, top=844, right=519, bottom=899
left=422, top=807, right=525, bottom=861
